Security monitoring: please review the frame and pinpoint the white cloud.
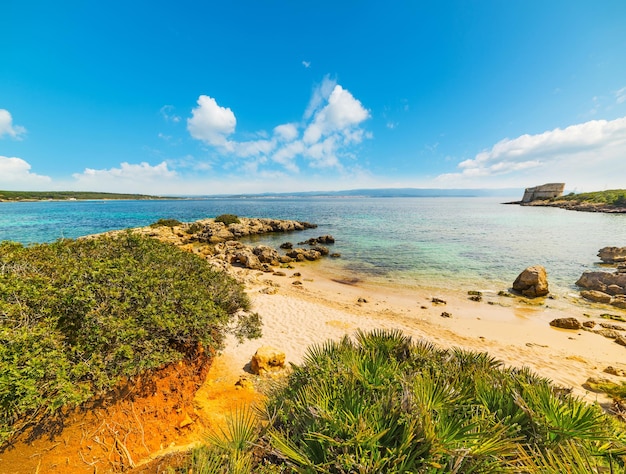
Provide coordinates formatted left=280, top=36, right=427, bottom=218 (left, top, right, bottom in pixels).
left=72, top=162, right=178, bottom=193
left=187, top=95, right=236, bottom=148
left=0, top=156, right=51, bottom=187
left=187, top=78, right=371, bottom=174
left=274, top=123, right=298, bottom=141
left=436, top=116, right=626, bottom=190
left=0, top=109, right=26, bottom=139
left=616, top=86, right=626, bottom=104
left=302, top=60, right=311, bottom=68
left=160, top=105, right=181, bottom=123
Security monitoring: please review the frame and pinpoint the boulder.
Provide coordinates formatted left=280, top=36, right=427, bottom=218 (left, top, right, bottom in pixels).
left=576, top=271, right=626, bottom=295
left=250, top=346, right=286, bottom=375
left=512, top=265, right=549, bottom=297
left=598, top=246, right=626, bottom=264
left=616, top=335, right=626, bottom=347
left=580, top=290, right=613, bottom=304
left=612, top=296, right=626, bottom=309
left=549, top=317, right=582, bottom=330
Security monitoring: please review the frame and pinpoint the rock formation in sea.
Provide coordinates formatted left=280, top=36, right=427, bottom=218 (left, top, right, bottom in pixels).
left=576, top=247, right=626, bottom=310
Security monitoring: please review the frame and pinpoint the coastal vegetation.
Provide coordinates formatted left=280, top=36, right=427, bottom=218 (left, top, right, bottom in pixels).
left=557, top=189, right=626, bottom=207
left=189, top=329, right=626, bottom=473
left=0, top=190, right=173, bottom=201
left=0, top=233, right=260, bottom=446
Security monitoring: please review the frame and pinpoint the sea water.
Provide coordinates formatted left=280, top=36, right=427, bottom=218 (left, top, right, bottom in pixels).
left=1, top=197, right=624, bottom=293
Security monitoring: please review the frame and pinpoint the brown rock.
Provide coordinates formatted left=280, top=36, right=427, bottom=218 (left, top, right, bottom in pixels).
left=580, top=290, right=613, bottom=304
left=582, top=320, right=596, bottom=329
left=616, top=335, right=626, bottom=347
left=512, top=265, right=549, bottom=298
left=598, top=246, right=626, bottom=264
left=549, top=317, right=582, bottom=330
left=604, top=366, right=626, bottom=376
left=250, top=346, right=286, bottom=375
left=576, top=271, right=626, bottom=295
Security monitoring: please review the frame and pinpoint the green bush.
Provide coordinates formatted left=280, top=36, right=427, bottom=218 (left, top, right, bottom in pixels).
left=255, top=329, right=625, bottom=472
left=215, top=214, right=241, bottom=226
left=558, top=189, right=626, bottom=206
left=150, top=218, right=183, bottom=227
left=0, top=233, right=260, bottom=446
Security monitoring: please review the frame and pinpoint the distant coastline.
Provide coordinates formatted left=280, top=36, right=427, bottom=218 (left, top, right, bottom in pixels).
left=0, top=190, right=179, bottom=202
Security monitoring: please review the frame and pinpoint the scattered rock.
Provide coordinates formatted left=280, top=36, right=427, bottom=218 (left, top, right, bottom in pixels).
left=432, top=297, right=447, bottom=305
left=178, top=412, right=194, bottom=429
left=273, top=271, right=286, bottom=277
left=512, top=265, right=549, bottom=298
left=604, top=366, right=626, bottom=377
left=580, top=290, right=613, bottom=304
left=549, top=317, right=582, bottom=330
left=440, top=312, right=452, bottom=318
left=576, top=271, right=626, bottom=296
left=582, top=320, right=596, bottom=329
left=357, top=297, right=368, bottom=303
left=469, top=295, right=482, bottom=302
left=292, top=280, right=303, bottom=286
left=235, top=375, right=255, bottom=390
left=594, top=328, right=620, bottom=339
left=250, top=346, right=286, bottom=375
left=291, top=272, right=301, bottom=277
left=468, top=290, right=483, bottom=296
left=498, top=291, right=514, bottom=297
left=330, top=253, right=341, bottom=258
left=616, top=335, right=626, bottom=347
left=280, top=242, right=293, bottom=249
left=600, top=322, right=625, bottom=331
left=583, top=377, right=611, bottom=392
left=598, top=246, right=626, bottom=264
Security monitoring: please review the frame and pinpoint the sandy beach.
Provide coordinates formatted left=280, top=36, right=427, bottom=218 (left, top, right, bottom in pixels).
left=216, top=260, right=626, bottom=405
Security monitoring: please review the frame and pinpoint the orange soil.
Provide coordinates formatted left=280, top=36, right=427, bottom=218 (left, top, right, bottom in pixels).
left=0, top=353, right=262, bottom=474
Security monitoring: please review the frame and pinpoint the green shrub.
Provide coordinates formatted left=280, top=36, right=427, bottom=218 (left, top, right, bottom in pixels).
left=558, top=189, right=626, bottom=206
left=185, top=222, right=203, bottom=234
left=257, top=329, right=626, bottom=472
left=0, top=233, right=260, bottom=446
left=150, top=218, right=183, bottom=227
left=215, top=214, right=241, bottom=226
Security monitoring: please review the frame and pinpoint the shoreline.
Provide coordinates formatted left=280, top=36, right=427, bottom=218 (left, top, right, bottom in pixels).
left=220, top=258, right=626, bottom=404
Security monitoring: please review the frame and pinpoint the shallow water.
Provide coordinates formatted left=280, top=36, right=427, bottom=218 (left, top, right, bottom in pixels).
left=1, top=197, right=624, bottom=293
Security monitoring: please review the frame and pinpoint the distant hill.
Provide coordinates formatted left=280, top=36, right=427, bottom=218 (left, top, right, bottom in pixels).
left=0, top=191, right=176, bottom=201
left=199, top=188, right=523, bottom=199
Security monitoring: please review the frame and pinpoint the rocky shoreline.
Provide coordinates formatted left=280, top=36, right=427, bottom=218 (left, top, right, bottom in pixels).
left=521, top=199, right=626, bottom=214
left=98, top=216, right=338, bottom=275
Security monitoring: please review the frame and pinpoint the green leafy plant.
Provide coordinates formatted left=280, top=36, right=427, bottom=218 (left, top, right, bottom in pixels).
left=215, top=214, right=241, bottom=226
left=257, top=329, right=626, bottom=473
left=0, top=233, right=260, bottom=446
left=150, top=218, right=183, bottom=227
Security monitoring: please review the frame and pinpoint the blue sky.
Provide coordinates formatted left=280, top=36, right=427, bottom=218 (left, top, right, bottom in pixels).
left=1, top=1, right=625, bottom=195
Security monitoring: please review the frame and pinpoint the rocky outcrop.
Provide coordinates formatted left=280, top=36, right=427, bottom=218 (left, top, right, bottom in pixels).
left=512, top=265, right=549, bottom=298
left=576, top=247, right=626, bottom=309
left=190, top=218, right=317, bottom=244
left=250, top=346, right=286, bottom=375
left=576, top=272, right=626, bottom=295
left=598, top=247, right=626, bottom=264
left=521, top=183, right=565, bottom=203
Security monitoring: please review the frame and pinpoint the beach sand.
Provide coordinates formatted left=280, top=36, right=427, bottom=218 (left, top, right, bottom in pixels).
left=214, top=260, right=626, bottom=406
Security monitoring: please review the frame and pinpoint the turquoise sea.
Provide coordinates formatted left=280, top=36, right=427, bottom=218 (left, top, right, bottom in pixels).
left=1, top=197, right=624, bottom=294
